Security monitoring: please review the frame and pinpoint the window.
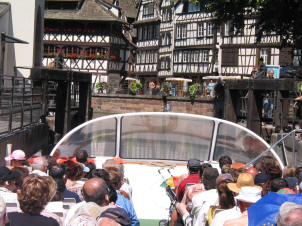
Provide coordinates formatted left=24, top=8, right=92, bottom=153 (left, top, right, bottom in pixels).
left=153, top=25, right=158, bottom=39
left=183, top=51, right=188, bottom=62
left=203, top=50, right=209, bottom=62
left=260, top=49, right=268, bottom=64
left=137, top=27, right=142, bottom=41
left=143, top=26, right=148, bottom=40
left=160, top=57, right=170, bottom=69
left=176, top=25, right=187, bottom=39
left=194, top=51, right=199, bottom=62
left=197, top=23, right=204, bottom=37
left=174, top=52, right=178, bottom=63
left=141, top=51, right=145, bottom=63
left=148, top=26, right=152, bottom=40
left=137, top=51, right=141, bottom=64
left=225, top=22, right=230, bottom=36
left=149, top=52, right=154, bottom=63
left=207, top=22, right=213, bottom=36
left=143, top=3, right=154, bottom=16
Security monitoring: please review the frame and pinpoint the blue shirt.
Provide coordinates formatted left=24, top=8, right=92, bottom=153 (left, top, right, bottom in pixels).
left=64, top=189, right=81, bottom=203
left=116, top=191, right=140, bottom=226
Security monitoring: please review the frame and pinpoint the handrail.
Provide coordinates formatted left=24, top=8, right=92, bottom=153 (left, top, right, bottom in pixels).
left=244, top=129, right=302, bottom=168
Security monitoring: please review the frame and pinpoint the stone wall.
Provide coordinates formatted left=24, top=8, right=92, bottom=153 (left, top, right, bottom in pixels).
left=91, top=94, right=215, bottom=118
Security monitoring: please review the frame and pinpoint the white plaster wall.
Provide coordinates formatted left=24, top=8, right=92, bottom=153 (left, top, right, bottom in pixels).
left=0, top=0, right=44, bottom=77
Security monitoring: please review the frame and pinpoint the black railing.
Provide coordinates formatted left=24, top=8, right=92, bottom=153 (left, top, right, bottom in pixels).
left=0, top=67, right=42, bottom=136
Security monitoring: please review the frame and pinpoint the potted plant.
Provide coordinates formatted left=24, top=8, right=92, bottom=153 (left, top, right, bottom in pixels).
left=129, top=81, right=142, bottom=95
left=95, top=82, right=107, bottom=93
left=189, top=83, right=201, bottom=105
left=160, top=82, right=172, bottom=96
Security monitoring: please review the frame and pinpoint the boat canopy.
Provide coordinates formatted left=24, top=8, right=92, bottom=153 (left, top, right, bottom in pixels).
left=51, top=112, right=284, bottom=168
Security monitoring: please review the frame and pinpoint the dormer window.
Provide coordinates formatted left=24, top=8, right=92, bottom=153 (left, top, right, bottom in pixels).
left=143, top=3, right=154, bottom=16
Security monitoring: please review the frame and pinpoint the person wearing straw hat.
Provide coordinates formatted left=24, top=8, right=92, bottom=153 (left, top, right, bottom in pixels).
left=224, top=186, right=262, bottom=226
left=227, top=173, right=262, bottom=194
left=5, top=150, right=28, bottom=170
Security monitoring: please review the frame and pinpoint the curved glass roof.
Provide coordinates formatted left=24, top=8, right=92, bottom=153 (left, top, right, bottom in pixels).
left=51, top=112, right=284, bottom=167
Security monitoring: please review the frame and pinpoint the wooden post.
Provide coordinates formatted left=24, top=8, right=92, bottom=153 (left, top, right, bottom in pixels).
left=247, top=89, right=262, bottom=135
left=224, top=83, right=237, bottom=122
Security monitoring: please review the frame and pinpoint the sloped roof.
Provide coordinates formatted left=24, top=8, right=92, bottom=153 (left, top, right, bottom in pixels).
left=102, top=0, right=138, bottom=19
left=45, top=0, right=125, bottom=22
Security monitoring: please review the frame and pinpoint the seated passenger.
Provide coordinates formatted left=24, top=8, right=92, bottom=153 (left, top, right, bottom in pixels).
left=176, top=167, right=219, bottom=226
left=7, top=175, right=59, bottom=226
left=103, top=159, right=132, bottom=201
left=224, top=186, right=262, bottom=226
left=104, top=167, right=139, bottom=226
left=276, top=202, right=302, bottom=226
left=176, top=159, right=201, bottom=201
left=31, top=156, right=48, bottom=176
left=0, top=196, right=6, bottom=226
left=210, top=179, right=241, bottom=226
left=62, top=160, right=85, bottom=199
left=5, top=150, right=29, bottom=170
left=48, top=164, right=81, bottom=203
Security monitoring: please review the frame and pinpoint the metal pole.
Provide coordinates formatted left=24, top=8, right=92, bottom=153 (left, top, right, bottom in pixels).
left=244, top=129, right=302, bottom=168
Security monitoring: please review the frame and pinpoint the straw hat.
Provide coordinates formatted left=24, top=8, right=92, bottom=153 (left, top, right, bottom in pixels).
left=227, top=173, right=262, bottom=193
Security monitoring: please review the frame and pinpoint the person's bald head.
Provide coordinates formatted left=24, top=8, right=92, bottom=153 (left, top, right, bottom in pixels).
left=83, top=178, right=109, bottom=206
left=99, top=217, right=118, bottom=226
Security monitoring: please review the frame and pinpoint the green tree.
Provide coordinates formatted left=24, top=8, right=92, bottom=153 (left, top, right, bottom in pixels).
left=194, top=0, right=302, bottom=47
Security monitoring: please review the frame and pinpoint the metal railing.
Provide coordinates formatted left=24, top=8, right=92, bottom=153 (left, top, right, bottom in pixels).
left=0, top=67, right=42, bottom=136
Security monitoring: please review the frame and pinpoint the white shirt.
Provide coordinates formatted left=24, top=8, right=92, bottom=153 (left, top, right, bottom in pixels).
left=64, top=201, right=86, bottom=226
left=211, top=206, right=242, bottom=226
left=191, top=189, right=218, bottom=226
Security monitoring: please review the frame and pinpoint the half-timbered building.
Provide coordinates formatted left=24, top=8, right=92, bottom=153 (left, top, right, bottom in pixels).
left=158, top=0, right=173, bottom=78
left=173, top=1, right=218, bottom=79
left=43, top=0, right=131, bottom=92
left=220, top=18, right=293, bottom=76
left=133, top=0, right=160, bottom=85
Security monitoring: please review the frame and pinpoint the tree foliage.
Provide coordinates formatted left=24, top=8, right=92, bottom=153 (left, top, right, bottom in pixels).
left=194, top=0, right=302, bottom=47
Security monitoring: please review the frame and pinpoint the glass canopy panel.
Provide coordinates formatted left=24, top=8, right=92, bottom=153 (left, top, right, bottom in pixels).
left=52, top=117, right=117, bottom=158
left=120, top=115, right=214, bottom=161
left=214, top=122, right=269, bottom=164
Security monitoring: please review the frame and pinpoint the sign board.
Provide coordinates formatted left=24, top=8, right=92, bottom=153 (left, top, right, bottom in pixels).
left=267, top=65, right=280, bottom=79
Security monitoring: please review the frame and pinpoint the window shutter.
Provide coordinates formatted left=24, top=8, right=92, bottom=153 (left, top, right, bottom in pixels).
left=167, top=57, right=170, bottom=69
left=220, top=24, right=225, bottom=36
left=267, top=48, right=271, bottom=65
left=279, top=47, right=293, bottom=66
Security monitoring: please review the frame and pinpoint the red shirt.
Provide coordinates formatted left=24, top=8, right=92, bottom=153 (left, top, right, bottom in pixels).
left=176, top=173, right=200, bottom=201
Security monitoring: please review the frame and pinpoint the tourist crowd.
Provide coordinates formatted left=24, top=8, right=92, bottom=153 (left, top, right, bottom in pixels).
left=0, top=149, right=302, bottom=226
left=0, top=149, right=138, bottom=226
left=173, top=155, right=302, bottom=226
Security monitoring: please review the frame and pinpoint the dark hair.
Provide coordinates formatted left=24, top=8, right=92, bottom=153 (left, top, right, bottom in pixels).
left=89, top=169, right=117, bottom=203
left=18, top=176, right=50, bottom=215
left=270, top=178, right=288, bottom=192
left=49, top=164, right=65, bottom=179
left=52, top=178, right=66, bottom=201
left=199, top=163, right=212, bottom=178
left=189, top=167, right=199, bottom=174
left=62, top=160, right=83, bottom=181
left=75, top=150, right=88, bottom=163
left=217, top=181, right=235, bottom=209
left=82, top=179, right=109, bottom=206
left=84, top=162, right=96, bottom=178
left=11, top=167, right=28, bottom=191
left=261, top=156, right=276, bottom=174
left=45, top=156, right=57, bottom=170
left=218, top=156, right=232, bottom=169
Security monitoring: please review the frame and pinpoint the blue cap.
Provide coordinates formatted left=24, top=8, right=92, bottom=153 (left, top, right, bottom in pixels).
left=254, top=173, right=269, bottom=186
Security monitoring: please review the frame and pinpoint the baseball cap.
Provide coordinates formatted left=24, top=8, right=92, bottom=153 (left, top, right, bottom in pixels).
left=5, top=150, right=26, bottom=161
left=188, top=159, right=200, bottom=168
